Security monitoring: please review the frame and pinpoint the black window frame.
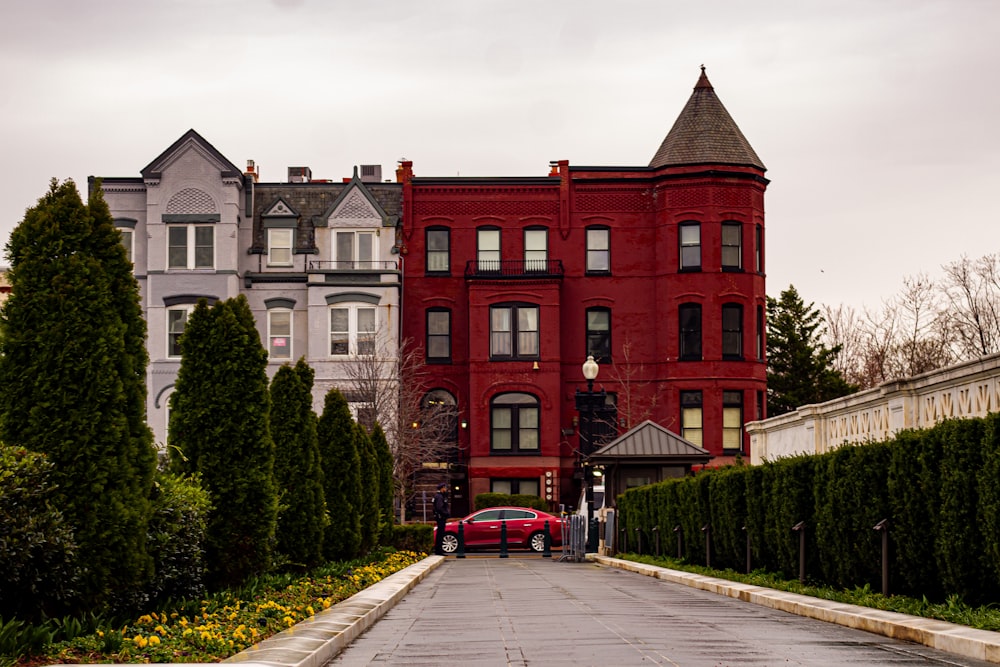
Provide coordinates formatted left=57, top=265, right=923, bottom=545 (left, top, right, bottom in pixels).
left=721, top=221, right=742, bottom=271
left=426, top=308, right=452, bottom=363
left=585, top=307, right=611, bottom=363
left=426, top=227, right=450, bottom=275
left=490, top=392, right=540, bottom=454
left=722, top=303, right=743, bottom=360
left=585, top=226, right=611, bottom=274
left=680, top=390, right=703, bottom=447
left=679, top=303, right=702, bottom=361
left=722, top=390, right=744, bottom=454
left=755, top=224, right=763, bottom=273
left=489, top=302, right=540, bottom=361
left=679, top=221, right=701, bottom=272
left=490, top=478, right=541, bottom=496
left=756, top=305, right=765, bottom=361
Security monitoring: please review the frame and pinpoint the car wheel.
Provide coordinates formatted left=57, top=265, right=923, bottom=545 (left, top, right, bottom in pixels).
left=441, top=533, right=459, bottom=554
left=529, top=531, right=547, bottom=553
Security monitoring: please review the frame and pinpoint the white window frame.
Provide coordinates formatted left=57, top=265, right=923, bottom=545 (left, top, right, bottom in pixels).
left=168, top=225, right=214, bottom=270
left=167, top=306, right=195, bottom=358
left=268, top=309, right=293, bottom=359
left=334, top=230, right=377, bottom=269
left=679, top=222, right=701, bottom=271
left=268, top=229, right=294, bottom=267
left=329, top=304, right=377, bottom=357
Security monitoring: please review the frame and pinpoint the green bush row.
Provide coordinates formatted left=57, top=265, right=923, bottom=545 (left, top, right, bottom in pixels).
left=617, top=414, right=1000, bottom=604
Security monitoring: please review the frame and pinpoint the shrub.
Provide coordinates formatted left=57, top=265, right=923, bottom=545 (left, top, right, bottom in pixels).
left=387, top=524, right=433, bottom=553
left=145, top=472, right=211, bottom=605
left=0, top=446, right=79, bottom=620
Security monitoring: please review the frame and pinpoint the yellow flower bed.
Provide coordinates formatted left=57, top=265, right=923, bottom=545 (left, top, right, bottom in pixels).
left=45, top=550, right=425, bottom=664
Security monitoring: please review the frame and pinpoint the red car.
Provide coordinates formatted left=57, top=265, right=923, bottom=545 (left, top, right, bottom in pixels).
left=435, top=506, right=565, bottom=554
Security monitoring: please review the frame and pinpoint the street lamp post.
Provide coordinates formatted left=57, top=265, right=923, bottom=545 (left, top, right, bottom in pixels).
left=577, top=355, right=600, bottom=552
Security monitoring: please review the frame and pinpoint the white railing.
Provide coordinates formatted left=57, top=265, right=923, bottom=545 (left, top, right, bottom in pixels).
left=747, top=353, right=1000, bottom=464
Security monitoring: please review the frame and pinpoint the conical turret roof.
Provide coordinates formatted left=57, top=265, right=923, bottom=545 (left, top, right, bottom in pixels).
left=649, top=67, right=765, bottom=171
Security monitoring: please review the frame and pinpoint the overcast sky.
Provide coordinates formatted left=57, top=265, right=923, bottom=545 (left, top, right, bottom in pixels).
left=1, top=0, right=997, bottom=311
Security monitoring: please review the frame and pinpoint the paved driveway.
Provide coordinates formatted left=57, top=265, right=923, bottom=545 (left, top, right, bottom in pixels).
left=329, top=557, right=997, bottom=666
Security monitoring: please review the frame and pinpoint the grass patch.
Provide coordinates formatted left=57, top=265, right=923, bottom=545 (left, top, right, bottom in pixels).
left=620, top=553, right=1000, bottom=632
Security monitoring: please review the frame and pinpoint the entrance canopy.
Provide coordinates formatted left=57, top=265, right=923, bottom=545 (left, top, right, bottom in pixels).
left=588, top=420, right=712, bottom=504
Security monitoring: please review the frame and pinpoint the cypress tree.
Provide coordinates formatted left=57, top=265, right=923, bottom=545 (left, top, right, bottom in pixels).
left=317, top=389, right=361, bottom=561
left=270, top=359, right=326, bottom=567
left=356, top=423, right=379, bottom=554
left=0, top=179, right=156, bottom=612
left=169, top=296, right=277, bottom=588
left=371, top=424, right=395, bottom=543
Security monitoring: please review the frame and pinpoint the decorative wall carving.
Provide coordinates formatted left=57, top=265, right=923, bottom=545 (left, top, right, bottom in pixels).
left=748, top=354, right=1000, bottom=464
left=165, top=188, right=216, bottom=214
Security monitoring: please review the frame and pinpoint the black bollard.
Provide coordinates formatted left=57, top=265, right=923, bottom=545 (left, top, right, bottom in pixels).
left=457, top=520, right=466, bottom=559
left=500, top=520, right=509, bottom=558
left=543, top=520, right=552, bottom=558
left=792, top=521, right=806, bottom=583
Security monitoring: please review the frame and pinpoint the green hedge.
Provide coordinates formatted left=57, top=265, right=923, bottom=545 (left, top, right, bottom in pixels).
left=387, top=524, right=433, bottom=553
left=618, top=413, right=1000, bottom=604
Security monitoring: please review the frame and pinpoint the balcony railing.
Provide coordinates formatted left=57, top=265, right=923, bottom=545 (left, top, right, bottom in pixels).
left=465, top=259, right=564, bottom=279
left=308, top=260, right=399, bottom=271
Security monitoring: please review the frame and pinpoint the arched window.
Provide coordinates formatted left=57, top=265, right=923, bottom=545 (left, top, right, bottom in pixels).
left=491, top=393, right=539, bottom=454
left=422, top=389, right=458, bottom=443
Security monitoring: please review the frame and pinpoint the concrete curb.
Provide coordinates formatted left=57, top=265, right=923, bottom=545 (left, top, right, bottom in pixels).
left=593, top=555, right=1000, bottom=664
left=221, top=555, right=445, bottom=667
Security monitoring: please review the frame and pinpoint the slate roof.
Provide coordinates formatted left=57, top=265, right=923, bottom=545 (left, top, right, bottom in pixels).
left=648, top=68, right=765, bottom=171
left=590, top=420, right=711, bottom=462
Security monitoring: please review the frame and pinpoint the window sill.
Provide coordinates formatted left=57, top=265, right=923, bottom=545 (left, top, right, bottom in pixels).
left=489, top=450, right=542, bottom=456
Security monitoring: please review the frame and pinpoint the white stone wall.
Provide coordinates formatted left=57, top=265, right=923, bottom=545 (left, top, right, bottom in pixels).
left=747, top=353, right=1000, bottom=464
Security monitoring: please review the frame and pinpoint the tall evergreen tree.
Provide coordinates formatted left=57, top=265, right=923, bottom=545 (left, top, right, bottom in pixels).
left=0, top=179, right=156, bottom=611
left=317, top=389, right=361, bottom=561
left=270, top=359, right=326, bottom=567
left=356, top=423, right=379, bottom=554
left=371, top=424, right=395, bottom=543
left=766, top=285, right=857, bottom=417
left=169, top=296, right=277, bottom=587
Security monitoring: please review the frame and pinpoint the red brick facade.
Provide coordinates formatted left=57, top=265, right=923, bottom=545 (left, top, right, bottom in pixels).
left=398, top=71, right=768, bottom=514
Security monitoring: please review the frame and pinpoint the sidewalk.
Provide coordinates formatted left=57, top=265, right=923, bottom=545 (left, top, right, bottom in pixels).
left=222, top=555, right=1000, bottom=666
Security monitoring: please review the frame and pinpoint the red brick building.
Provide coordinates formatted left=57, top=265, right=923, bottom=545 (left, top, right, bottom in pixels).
left=398, top=69, right=768, bottom=514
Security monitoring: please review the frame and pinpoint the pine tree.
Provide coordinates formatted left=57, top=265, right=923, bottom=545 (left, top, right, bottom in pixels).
left=317, top=389, right=361, bottom=561
left=270, top=359, right=326, bottom=567
left=371, top=424, right=395, bottom=543
left=169, top=296, right=277, bottom=587
left=356, top=423, right=379, bottom=553
left=0, top=179, right=156, bottom=611
left=766, top=285, right=857, bottom=417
